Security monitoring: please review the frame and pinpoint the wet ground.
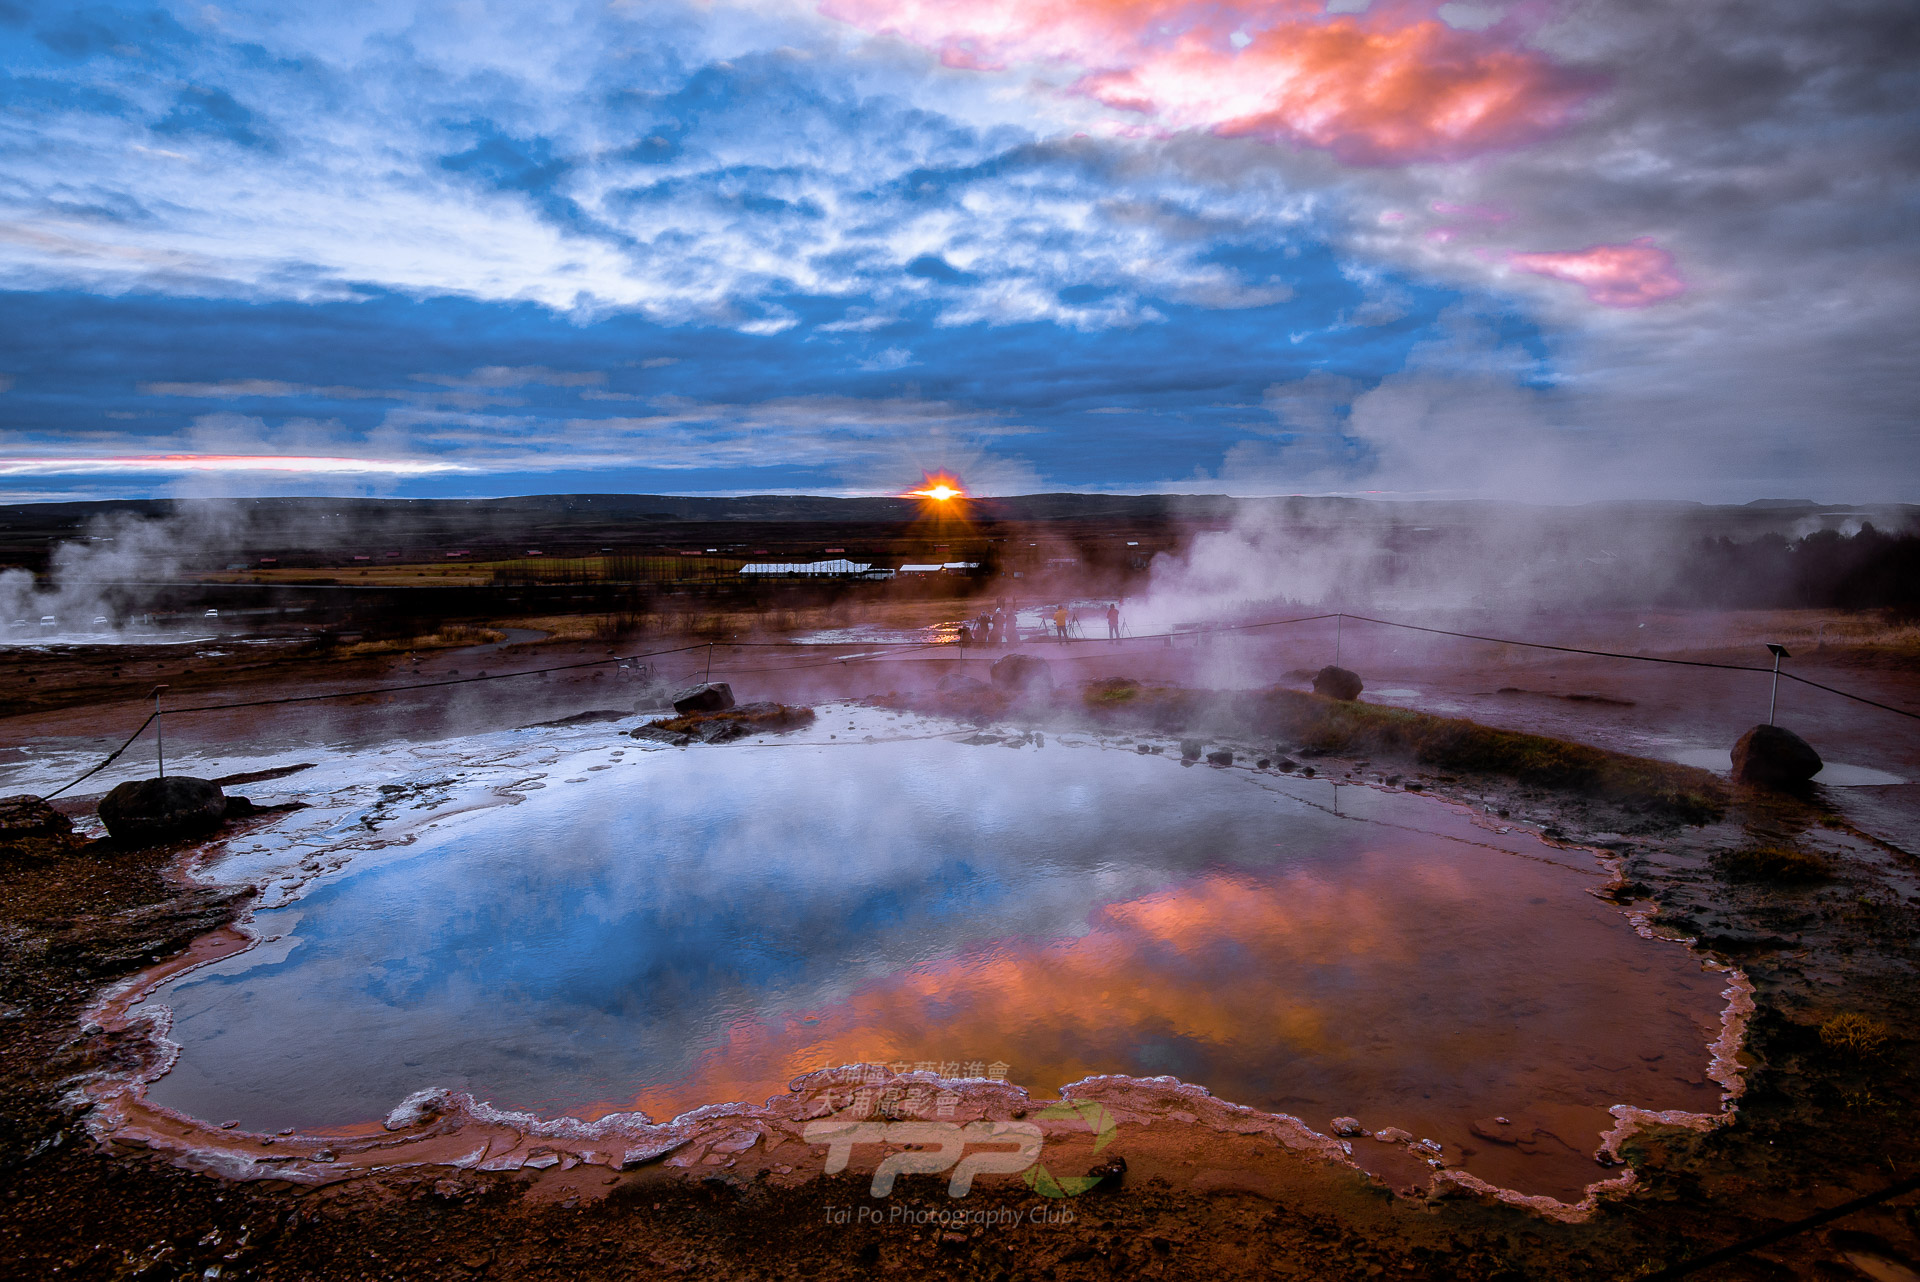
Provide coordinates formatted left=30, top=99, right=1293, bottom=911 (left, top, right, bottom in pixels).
left=3, top=607, right=1918, bottom=1279
left=105, top=712, right=1734, bottom=1206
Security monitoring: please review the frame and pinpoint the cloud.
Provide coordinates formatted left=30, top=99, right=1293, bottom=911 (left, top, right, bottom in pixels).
left=0, top=454, right=468, bottom=476
left=139, top=379, right=387, bottom=399
left=821, top=0, right=1596, bottom=164
left=858, top=345, right=914, bottom=370
left=152, top=84, right=274, bottom=151
left=1509, top=239, right=1684, bottom=308
left=0, top=0, right=1911, bottom=503
left=409, top=366, right=607, bottom=389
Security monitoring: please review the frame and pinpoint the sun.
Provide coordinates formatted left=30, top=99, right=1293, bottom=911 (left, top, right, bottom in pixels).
left=905, top=471, right=967, bottom=503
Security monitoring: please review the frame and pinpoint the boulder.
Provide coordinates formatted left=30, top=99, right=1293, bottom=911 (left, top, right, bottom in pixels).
left=989, top=653, right=1053, bottom=693
left=1206, top=750, right=1233, bottom=767
left=1731, top=724, right=1823, bottom=789
left=0, top=794, right=69, bottom=838
left=1312, top=665, right=1364, bottom=701
left=670, top=681, right=735, bottom=714
left=98, top=776, right=227, bottom=844
left=0, top=794, right=81, bottom=861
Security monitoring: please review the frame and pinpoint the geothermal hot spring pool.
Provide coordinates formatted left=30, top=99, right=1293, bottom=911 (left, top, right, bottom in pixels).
left=121, top=707, right=1739, bottom=1203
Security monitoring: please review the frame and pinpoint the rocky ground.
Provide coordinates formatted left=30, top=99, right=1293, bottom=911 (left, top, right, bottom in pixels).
left=3, top=624, right=1919, bottom=1280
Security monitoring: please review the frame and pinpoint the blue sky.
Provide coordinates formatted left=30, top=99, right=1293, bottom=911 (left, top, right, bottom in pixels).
left=0, top=0, right=1914, bottom=501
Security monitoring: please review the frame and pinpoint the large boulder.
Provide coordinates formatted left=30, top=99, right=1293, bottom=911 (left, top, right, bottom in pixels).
left=1732, top=724, right=1823, bottom=789
left=98, top=776, right=228, bottom=844
left=1312, top=665, right=1364, bottom=701
left=670, top=681, right=735, bottom=714
left=990, top=653, right=1053, bottom=693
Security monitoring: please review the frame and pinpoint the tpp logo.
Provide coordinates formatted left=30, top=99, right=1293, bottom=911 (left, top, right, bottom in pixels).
left=803, top=1101, right=1117, bottom=1199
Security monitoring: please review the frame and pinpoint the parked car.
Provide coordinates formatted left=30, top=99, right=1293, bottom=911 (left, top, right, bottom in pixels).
left=39, top=615, right=56, bottom=628
left=204, top=608, right=220, bottom=619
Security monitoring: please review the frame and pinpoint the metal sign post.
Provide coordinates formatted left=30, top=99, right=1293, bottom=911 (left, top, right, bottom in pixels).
left=1766, top=644, right=1790, bottom=725
left=152, top=684, right=170, bottom=778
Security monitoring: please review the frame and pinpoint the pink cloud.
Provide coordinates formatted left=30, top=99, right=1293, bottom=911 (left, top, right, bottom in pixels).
left=1509, top=238, right=1686, bottom=307
left=1430, top=200, right=1509, bottom=221
left=820, top=0, right=1596, bottom=165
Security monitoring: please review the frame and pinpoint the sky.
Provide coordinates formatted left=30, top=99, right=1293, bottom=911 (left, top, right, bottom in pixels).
left=0, top=0, right=1914, bottom=503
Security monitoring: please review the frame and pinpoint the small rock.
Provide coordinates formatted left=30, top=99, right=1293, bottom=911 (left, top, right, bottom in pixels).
left=1330, top=1117, right=1367, bottom=1138
left=1372, top=1127, right=1413, bottom=1144
left=1256, top=758, right=1271, bottom=769
left=1086, top=1154, right=1127, bottom=1188
left=1180, top=739, right=1203, bottom=760
left=1312, top=665, right=1364, bottom=701
left=936, top=674, right=992, bottom=696
left=707, top=1130, right=759, bottom=1154
left=1206, top=750, right=1233, bottom=766
left=1731, top=723, right=1823, bottom=789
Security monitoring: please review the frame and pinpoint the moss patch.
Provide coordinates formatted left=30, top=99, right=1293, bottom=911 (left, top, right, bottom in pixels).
left=1247, top=690, right=1729, bottom=823
left=1713, top=843, right=1832, bottom=882
left=652, top=702, right=817, bottom=735
left=1819, top=1012, right=1892, bottom=1060
left=1083, top=677, right=1143, bottom=706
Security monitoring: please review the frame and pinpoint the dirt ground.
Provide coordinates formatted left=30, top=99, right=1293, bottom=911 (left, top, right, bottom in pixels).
left=3, top=607, right=1919, bottom=1280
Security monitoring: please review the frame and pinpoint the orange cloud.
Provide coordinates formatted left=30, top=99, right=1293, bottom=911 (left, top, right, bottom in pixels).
left=1509, top=238, right=1686, bottom=307
left=820, top=0, right=1593, bottom=164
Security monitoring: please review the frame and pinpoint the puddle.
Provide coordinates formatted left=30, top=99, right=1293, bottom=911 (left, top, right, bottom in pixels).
left=113, top=712, right=1740, bottom=1205
left=1666, top=747, right=1905, bottom=786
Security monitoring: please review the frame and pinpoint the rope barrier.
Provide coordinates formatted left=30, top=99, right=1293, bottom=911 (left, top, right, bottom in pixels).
left=30, top=608, right=1917, bottom=799
left=1633, top=1169, right=1920, bottom=1280
left=1338, top=614, right=1919, bottom=719
left=42, top=713, right=157, bottom=800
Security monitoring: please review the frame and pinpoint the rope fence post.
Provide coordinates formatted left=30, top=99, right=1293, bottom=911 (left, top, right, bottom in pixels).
left=1767, top=643, right=1790, bottom=725
left=152, top=684, right=169, bottom=779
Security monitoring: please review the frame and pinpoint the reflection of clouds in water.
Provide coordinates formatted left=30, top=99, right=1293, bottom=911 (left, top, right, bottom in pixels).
left=143, top=736, right=1329, bottom=1125
left=136, top=722, right=1727, bottom=1198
